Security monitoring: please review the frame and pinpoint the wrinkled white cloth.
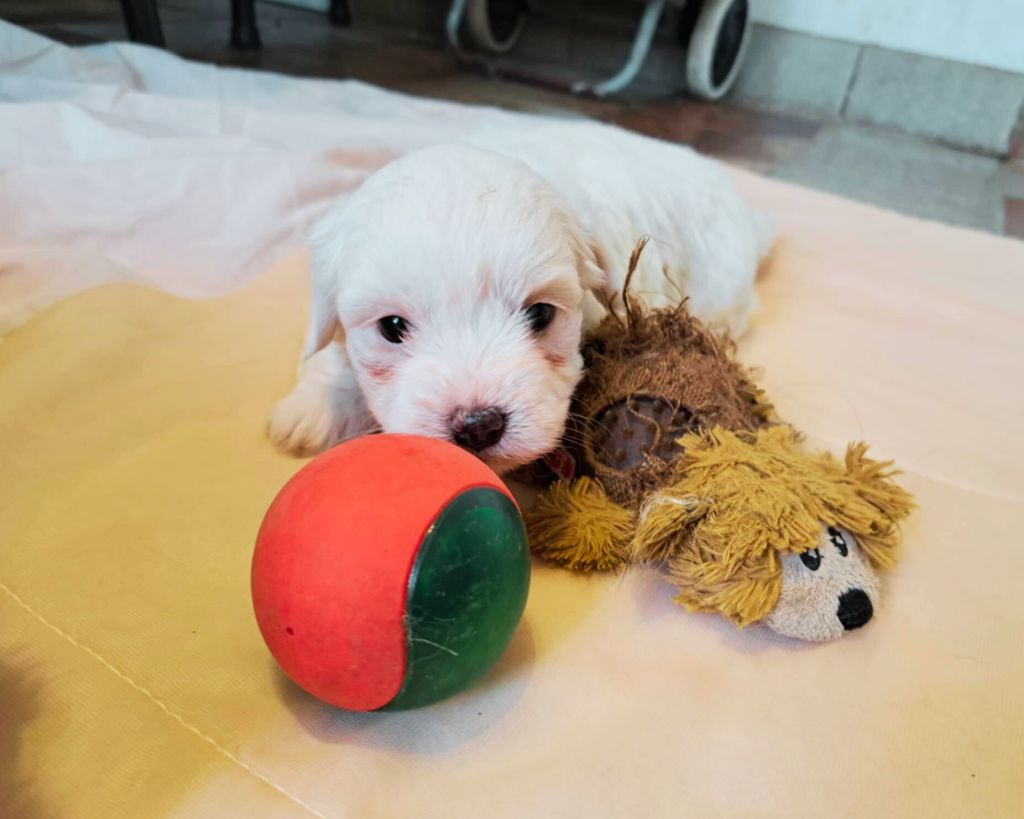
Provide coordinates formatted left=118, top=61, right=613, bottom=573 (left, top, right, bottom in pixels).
left=0, top=22, right=535, bottom=332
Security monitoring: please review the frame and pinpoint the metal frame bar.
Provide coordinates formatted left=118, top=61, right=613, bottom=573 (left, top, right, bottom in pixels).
left=120, top=0, right=166, bottom=47
left=445, top=0, right=473, bottom=61
left=575, top=0, right=666, bottom=96
left=445, top=0, right=668, bottom=97
left=329, top=0, right=352, bottom=27
left=230, top=0, right=261, bottom=50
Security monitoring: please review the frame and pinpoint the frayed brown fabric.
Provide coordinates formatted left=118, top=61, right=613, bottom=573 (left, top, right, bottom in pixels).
left=567, top=247, right=774, bottom=508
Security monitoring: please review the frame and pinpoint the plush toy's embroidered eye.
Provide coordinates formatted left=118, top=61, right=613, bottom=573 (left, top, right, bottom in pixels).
left=378, top=315, right=410, bottom=344
left=799, top=548, right=822, bottom=571
left=525, top=303, right=556, bottom=333
left=827, top=526, right=849, bottom=556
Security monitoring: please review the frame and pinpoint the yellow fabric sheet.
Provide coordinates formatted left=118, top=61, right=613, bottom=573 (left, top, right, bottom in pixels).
left=2, top=173, right=1022, bottom=818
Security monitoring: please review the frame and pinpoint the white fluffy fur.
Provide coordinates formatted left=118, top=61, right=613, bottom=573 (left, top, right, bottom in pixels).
left=269, top=120, right=771, bottom=472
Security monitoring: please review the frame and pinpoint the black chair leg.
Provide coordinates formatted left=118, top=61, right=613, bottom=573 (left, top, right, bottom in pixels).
left=231, top=0, right=262, bottom=50
left=120, top=0, right=166, bottom=47
left=329, top=0, right=352, bottom=27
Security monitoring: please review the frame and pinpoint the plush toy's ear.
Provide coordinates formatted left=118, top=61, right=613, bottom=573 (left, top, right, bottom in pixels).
left=526, top=478, right=633, bottom=571
left=665, top=524, right=783, bottom=628
left=634, top=482, right=783, bottom=625
left=632, top=490, right=711, bottom=563
left=840, top=443, right=915, bottom=569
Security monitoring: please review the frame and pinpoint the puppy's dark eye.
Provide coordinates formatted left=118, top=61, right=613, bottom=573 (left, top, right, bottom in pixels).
left=799, top=548, right=822, bottom=571
left=378, top=315, right=410, bottom=344
left=525, top=303, right=556, bottom=333
left=828, top=526, right=849, bottom=556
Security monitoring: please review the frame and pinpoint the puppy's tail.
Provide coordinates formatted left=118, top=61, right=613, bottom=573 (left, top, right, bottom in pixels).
left=751, top=210, right=776, bottom=261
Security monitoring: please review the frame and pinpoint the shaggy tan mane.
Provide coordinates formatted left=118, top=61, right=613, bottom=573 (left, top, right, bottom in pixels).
left=633, top=426, right=914, bottom=626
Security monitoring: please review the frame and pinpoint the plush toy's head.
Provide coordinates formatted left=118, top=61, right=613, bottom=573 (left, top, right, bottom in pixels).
left=634, top=426, right=914, bottom=641
left=557, top=255, right=774, bottom=507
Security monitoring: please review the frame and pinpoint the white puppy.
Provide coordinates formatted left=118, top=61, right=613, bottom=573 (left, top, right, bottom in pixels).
left=269, top=120, right=771, bottom=473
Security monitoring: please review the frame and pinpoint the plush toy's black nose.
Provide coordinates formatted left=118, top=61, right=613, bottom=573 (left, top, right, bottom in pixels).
left=452, top=407, right=507, bottom=452
left=837, top=588, right=873, bottom=631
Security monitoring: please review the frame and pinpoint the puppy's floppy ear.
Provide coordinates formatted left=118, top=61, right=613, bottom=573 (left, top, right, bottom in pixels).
left=563, top=217, right=610, bottom=327
left=568, top=225, right=606, bottom=294
left=301, top=205, right=350, bottom=359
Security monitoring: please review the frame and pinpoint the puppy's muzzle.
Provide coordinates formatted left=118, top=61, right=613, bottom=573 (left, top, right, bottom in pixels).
left=452, top=406, right=507, bottom=452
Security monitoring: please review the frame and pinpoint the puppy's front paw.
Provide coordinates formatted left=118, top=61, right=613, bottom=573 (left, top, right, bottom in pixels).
left=268, top=383, right=374, bottom=457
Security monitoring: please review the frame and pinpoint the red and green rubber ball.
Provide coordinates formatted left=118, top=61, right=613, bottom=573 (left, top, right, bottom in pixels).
left=252, top=434, right=530, bottom=711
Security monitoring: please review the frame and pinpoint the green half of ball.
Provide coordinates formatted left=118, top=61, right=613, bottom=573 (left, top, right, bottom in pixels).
left=381, top=487, right=530, bottom=710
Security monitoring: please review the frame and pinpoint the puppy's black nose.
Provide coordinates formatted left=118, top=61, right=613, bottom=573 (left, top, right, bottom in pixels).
left=837, top=588, right=873, bottom=631
left=452, top=407, right=507, bottom=452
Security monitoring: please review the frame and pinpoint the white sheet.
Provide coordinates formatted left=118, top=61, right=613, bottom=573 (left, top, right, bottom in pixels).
left=0, top=22, right=537, bottom=332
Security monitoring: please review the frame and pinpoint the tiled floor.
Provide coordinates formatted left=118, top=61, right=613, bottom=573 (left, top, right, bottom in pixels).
left=610, top=99, right=822, bottom=174
left=4, top=0, right=1023, bottom=239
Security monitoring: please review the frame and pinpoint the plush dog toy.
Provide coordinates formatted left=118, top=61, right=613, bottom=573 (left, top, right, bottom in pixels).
left=526, top=241, right=914, bottom=642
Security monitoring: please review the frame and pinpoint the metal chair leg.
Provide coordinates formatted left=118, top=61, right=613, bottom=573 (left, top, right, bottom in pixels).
left=575, top=0, right=666, bottom=96
left=120, top=0, right=166, bottom=47
left=231, top=0, right=262, bottom=50
left=445, top=0, right=472, bottom=59
left=329, top=0, right=352, bottom=27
